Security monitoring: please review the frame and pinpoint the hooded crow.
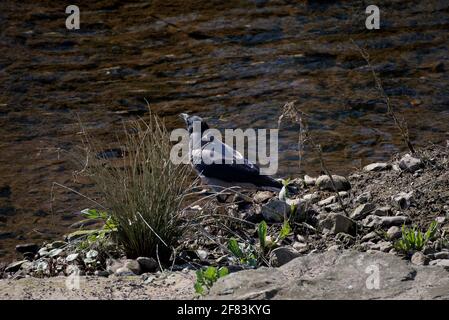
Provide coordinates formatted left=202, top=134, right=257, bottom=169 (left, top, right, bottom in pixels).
left=180, top=113, right=284, bottom=194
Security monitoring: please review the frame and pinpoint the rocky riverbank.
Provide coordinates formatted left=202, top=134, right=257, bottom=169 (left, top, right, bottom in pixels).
left=1, top=144, right=448, bottom=299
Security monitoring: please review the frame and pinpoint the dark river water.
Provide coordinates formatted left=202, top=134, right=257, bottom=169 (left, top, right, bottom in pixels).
left=0, top=0, right=448, bottom=262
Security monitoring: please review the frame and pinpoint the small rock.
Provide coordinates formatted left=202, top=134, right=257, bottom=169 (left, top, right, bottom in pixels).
left=373, top=206, right=392, bottom=216
left=15, top=243, right=39, bottom=254
left=259, top=199, right=289, bottom=223
left=137, top=257, right=158, bottom=272
left=392, top=191, right=414, bottom=210
left=106, top=259, right=123, bottom=274
left=38, top=248, right=49, bottom=257
left=253, top=191, right=274, bottom=203
left=66, top=253, right=79, bottom=262
left=411, top=252, right=428, bottom=266
left=434, top=251, right=449, bottom=259
left=48, top=248, right=63, bottom=258
left=296, top=235, right=306, bottom=242
left=318, top=196, right=336, bottom=207
left=399, top=154, right=422, bottom=173
left=429, top=259, right=449, bottom=267
left=319, top=213, right=356, bottom=235
left=350, top=203, right=376, bottom=220
left=115, top=267, right=136, bottom=276
left=302, top=192, right=320, bottom=204
left=5, top=260, right=27, bottom=273
left=94, top=270, right=110, bottom=277
left=386, top=226, right=402, bottom=240
left=362, top=215, right=409, bottom=228
left=363, top=162, right=391, bottom=172
left=292, top=242, right=308, bottom=253
left=124, top=259, right=142, bottom=275
left=304, top=175, right=316, bottom=186
left=327, top=244, right=340, bottom=251
left=316, top=175, right=351, bottom=191
left=361, top=231, right=378, bottom=242
left=269, top=247, right=300, bottom=267
left=354, top=192, right=372, bottom=204
left=195, top=250, right=208, bottom=261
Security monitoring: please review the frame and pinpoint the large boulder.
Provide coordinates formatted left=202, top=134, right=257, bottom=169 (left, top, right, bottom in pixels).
left=208, top=250, right=449, bottom=299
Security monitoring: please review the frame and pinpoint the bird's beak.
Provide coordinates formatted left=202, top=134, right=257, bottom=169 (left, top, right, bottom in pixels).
left=179, top=113, right=189, bottom=123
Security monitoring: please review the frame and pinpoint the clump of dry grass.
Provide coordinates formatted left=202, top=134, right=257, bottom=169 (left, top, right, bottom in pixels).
left=78, top=112, right=192, bottom=260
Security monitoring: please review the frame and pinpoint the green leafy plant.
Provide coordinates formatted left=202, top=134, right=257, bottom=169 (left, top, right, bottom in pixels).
left=227, top=238, right=257, bottom=267
left=194, top=266, right=229, bottom=295
left=395, top=221, right=438, bottom=253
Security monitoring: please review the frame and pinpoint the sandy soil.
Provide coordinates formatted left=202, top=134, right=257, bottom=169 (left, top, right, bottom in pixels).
left=0, top=271, right=196, bottom=300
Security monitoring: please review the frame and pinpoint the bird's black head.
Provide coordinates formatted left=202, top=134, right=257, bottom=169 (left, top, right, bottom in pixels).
left=180, top=113, right=210, bottom=134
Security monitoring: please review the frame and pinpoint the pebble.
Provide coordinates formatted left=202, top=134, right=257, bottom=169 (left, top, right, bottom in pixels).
left=429, top=259, right=449, bottom=267
left=350, top=203, right=376, bottom=220
left=318, top=196, right=336, bottom=207
left=434, top=251, right=449, bottom=260
left=411, top=252, right=429, bottom=266
left=392, top=191, right=414, bottom=210
left=315, top=175, right=351, bottom=192
left=115, top=267, right=136, bottom=276
left=124, top=259, right=142, bottom=275
left=399, top=154, right=422, bottom=173
left=292, top=242, right=308, bottom=253
left=253, top=191, right=274, bottom=203
left=386, top=226, right=402, bottom=240
left=302, top=192, right=320, bottom=204
left=66, top=253, right=79, bottom=262
left=259, top=199, right=289, bottom=223
left=362, top=215, right=409, bottom=228
left=363, top=162, right=391, bottom=172
left=269, top=247, right=300, bottom=267
left=319, top=213, right=356, bottom=235
left=361, top=231, right=378, bottom=242
left=137, top=257, right=158, bottom=272
left=304, top=175, right=316, bottom=186
left=354, top=191, right=372, bottom=204
left=372, top=206, right=392, bottom=216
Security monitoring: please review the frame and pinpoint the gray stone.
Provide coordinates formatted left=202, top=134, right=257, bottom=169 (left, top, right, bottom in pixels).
left=316, top=175, right=351, bottom=192
left=124, top=259, right=142, bottom=275
left=429, top=259, right=449, bottom=267
left=304, top=175, right=316, bottom=186
left=292, top=242, right=308, bottom=253
left=386, top=226, right=402, bottom=240
left=269, top=247, right=300, bottom=267
left=399, top=154, right=422, bottom=173
left=361, top=231, right=378, bottom=242
left=259, top=199, right=289, bottom=223
left=350, top=203, right=376, bottom=220
left=15, top=243, right=39, bottom=254
left=38, top=248, right=49, bottom=257
left=411, top=252, right=429, bottom=266
left=209, top=250, right=449, bottom=300
left=48, top=248, right=63, bottom=258
left=434, top=251, right=449, bottom=260
left=115, top=267, right=136, bottom=276
left=319, top=213, right=356, bottom=235
left=137, top=257, right=158, bottom=272
left=363, top=162, right=391, bottom=172
left=373, top=206, right=392, bottom=216
left=392, top=191, right=414, bottom=210
left=318, top=196, right=336, bottom=207
left=253, top=191, right=274, bottom=203
left=302, top=193, right=320, bottom=204
left=369, top=241, right=393, bottom=252
left=327, top=245, right=340, bottom=251
left=106, top=259, right=123, bottom=274
left=354, top=192, right=372, bottom=204
left=362, top=215, right=409, bottom=228
left=66, top=253, right=79, bottom=262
